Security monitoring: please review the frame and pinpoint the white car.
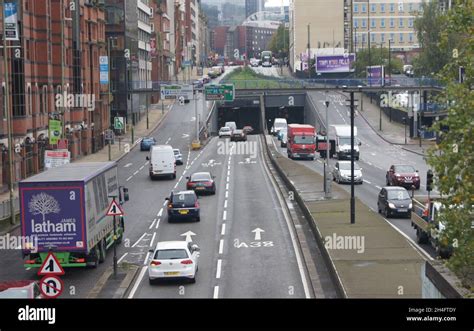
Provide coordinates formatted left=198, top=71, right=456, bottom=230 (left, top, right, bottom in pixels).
left=219, top=126, right=232, bottom=138
left=148, top=241, right=200, bottom=284
left=173, top=149, right=183, bottom=165
left=332, top=161, right=363, bottom=184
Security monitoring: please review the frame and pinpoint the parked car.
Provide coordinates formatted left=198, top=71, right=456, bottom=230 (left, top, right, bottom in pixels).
left=281, top=131, right=287, bottom=147
left=148, top=241, right=200, bottom=284
left=386, top=164, right=420, bottom=189
left=186, top=172, right=216, bottom=195
left=0, top=280, right=42, bottom=299
left=219, top=127, right=232, bottom=138
left=173, top=149, right=183, bottom=165
left=377, top=186, right=412, bottom=218
left=140, top=137, right=156, bottom=151
left=231, top=129, right=247, bottom=142
left=243, top=125, right=254, bottom=134
left=250, top=58, right=259, bottom=67
left=166, top=190, right=200, bottom=222
left=332, top=161, right=363, bottom=184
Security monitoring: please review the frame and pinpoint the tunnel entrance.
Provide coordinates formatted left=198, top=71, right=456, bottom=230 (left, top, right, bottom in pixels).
left=265, top=106, right=305, bottom=134
left=217, top=106, right=262, bottom=133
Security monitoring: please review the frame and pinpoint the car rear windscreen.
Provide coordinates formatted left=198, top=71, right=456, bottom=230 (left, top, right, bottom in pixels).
left=172, top=193, right=196, bottom=205
left=154, top=249, right=188, bottom=260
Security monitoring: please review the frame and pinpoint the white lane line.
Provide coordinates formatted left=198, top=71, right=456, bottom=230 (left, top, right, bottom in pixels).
left=128, top=266, right=148, bottom=298
left=228, top=165, right=231, bottom=170
left=226, top=176, right=230, bottom=183
left=221, top=224, right=226, bottom=235
left=375, top=185, right=382, bottom=189
left=143, top=252, right=151, bottom=266
left=149, top=219, right=156, bottom=230
left=126, top=176, right=133, bottom=182
left=223, top=210, right=227, bottom=221
left=174, top=182, right=179, bottom=189
left=165, top=138, right=171, bottom=144
left=149, top=232, right=157, bottom=248
left=219, top=239, right=224, bottom=254
left=163, top=200, right=168, bottom=206
left=133, top=170, right=139, bottom=176
left=179, top=175, right=183, bottom=182
left=139, top=165, right=144, bottom=171
left=117, top=253, right=128, bottom=264
left=367, top=162, right=373, bottom=166
left=363, top=179, right=372, bottom=184
left=145, top=161, right=149, bottom=166
left=225, top=191, right=228, bottom=198
left=224, top=200, right=228, bottom=209
left=216, top=259, right=222, bottom=279
left=226, top=183, right=229, bottom=190
left=155, top=219, right=161, bottom=230
left=317, top=160, right=322, bottom=164
left=132, top=233, right=148, bottom=248
left=227, top=170, right=230, bottom=176
left=157, top=208, right=163, bottom=217
left=124, top=163, right=133, bottom=168
left=213, top=286, right=219, bottom=299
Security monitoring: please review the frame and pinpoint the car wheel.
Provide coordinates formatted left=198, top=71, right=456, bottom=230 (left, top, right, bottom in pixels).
left=189, top=276, right=196, bottom=284
left=386, top=178, right=390, bottom=186
left=196, top=217, right=201, bottom=222
left=149, top=278, right=155, bottom=285
left=172, top=173, right=176, bottom=179
left=384, top=207, right=390, bottom=218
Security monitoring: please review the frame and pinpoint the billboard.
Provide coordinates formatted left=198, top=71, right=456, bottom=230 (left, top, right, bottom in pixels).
left=367, top=65, right=385, bottom=86
left=20, top=185, right=85, bottom=253
left=4, top=2, right=19, bottom=40
left=316, top=54, right=356, bottom=73
left=99, top=56, right=109, bottom=85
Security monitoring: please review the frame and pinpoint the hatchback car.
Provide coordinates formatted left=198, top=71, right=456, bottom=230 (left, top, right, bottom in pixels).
left=219, top=127, right=232, bottom=138
left=386, top=164, right=420, bottom=189
left=186, top=172, right=216, bottom=195
left=140, top=137, right=156, bottom=151
left=333, top=161, right=363, bottom=184
left=231, top=129, right=247, bottom=142
left=280, top=132, right=287, bottom=147
left=377, top=186, right=412, bottom=218
left=166, top=190, right=200, bottom=222
left=242, top=125, right=254, bottom=134
left=148, top=241, right=200, bottom=284
left=173, top=149, right=183, bottom=165
left=277, top=128, right=287, bottom=141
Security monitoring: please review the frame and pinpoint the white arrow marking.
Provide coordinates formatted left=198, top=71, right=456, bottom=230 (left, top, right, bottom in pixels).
left=252, top=228, right=265, bottom=241
left=182, top=134, right=190, bottom=139
left=180, top=231, right=196, bottom=242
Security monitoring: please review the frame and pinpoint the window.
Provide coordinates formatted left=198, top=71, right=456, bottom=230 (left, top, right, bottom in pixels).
left=371, top=18, right=376, bottom=28
left=381, top=33, right=385, bottom=42
left=354, top=4, right=358, bottom=12
left=371, top=33, right=375, bottom=42
left=390, top=33, right=395, bottom=42
left=381, top=18, right=385, bottom=28
left=399, top=18, right=404, bottom=27
left=408, top=3, right=413, bottom=12
left=390, top=18, right=395, bottom=28
left=399, top=33, right=404, bottom=42
left=371, top=4, right=376, bottom=12
left=398, top=2, right=404, bottom=12
left=361, top=4, right=366, bottom=12
left=380, top=3, right=385, bottom=12
left=390, top=3, right=395, bottom=12
left=354, top=19, right=358, bottom=28
left=362, top=19, right=366, bottom=28
left=409, top=33, right=414, bottom=42
left=408, top=18, right=414, bottom=27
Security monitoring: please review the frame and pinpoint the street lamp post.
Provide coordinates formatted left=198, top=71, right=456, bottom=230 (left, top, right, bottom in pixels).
left=324, top=95, right=331, bottom=198
left=346, top=92, right=358, bottom=224
left=307, top=23, right=311, bottom=79
left=403, top=116, right=407, bottom=144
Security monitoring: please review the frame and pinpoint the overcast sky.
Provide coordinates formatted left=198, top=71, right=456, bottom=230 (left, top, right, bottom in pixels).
left=265, top=0, right=289, bottom=6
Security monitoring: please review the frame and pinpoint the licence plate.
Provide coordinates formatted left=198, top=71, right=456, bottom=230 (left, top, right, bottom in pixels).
left=196, top=187, right=205, bottom=190
left=179, top=210, right=189, bottom=215
left=405, top=180, right=413, bottom=183
left=398, top=209, right=408, bottom=212
left=165, top=272, right=180, bottom=276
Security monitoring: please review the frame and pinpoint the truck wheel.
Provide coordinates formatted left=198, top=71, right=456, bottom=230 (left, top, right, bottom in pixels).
left=87, top=246, right=100, bottom=268
left=99, top=239, right=107, bottom=263
left=416, top=229, right=428, bottom=244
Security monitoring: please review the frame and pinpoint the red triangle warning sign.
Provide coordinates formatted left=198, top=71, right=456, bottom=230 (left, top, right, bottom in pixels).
left=106, top=199, right=124, bottom=216
left=38, top=252, right=65, bottom=276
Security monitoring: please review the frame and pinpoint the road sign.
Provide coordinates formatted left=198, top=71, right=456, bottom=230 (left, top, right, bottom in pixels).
left=204, top=84, right=235, bottom=102
left=39, top=275, right=64, bottom=299
left=44, top=150, right=71, bottom=169
left=114, top=117, right=124, bottom=130
left=100, top=56, right=109, bottom=85
left=160, top=84, right=194, bottom=100
left=106, top=199, right=124, bottom=216
left=105, top=129, right=114, bottom=141
left=38, top=252, right=65, bottom=276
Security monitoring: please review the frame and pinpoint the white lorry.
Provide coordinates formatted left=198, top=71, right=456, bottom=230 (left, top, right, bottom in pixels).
left=329, top=125, right=360, bottom=160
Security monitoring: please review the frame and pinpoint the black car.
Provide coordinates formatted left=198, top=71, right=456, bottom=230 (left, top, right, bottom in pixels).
left=230, top=129, right=247, bottom=142
left=377, top=187, right=412, bottom=218
left=186, top=172, right=216, bottom=195
left=166, top=191, right=200, bottom=222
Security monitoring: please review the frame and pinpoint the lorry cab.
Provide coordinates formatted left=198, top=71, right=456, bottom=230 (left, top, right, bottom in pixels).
left=148, top=145, right=176, bottom=180
left=329, top=125, right=360, bottom=160
left=287, top=124, right=316, bottom=160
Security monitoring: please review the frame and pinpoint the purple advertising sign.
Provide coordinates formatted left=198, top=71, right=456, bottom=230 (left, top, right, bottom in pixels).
left=20, top=186, right=86, bottom=253
left=367, top=65, right=385, bottom=86
left=316, top=54, right=356, bottom=73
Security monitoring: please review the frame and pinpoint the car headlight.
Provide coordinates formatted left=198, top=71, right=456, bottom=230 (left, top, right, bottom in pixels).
left=409, top=203, right=412, bottom=209
left=388, top=203, right=396, bottom=209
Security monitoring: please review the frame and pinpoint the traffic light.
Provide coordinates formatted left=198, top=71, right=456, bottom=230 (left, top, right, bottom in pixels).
left=426, top=170, right=434, bottom=192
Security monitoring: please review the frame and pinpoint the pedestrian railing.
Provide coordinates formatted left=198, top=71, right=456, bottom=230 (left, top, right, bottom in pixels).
left=0, top=197, right=20, bottom=221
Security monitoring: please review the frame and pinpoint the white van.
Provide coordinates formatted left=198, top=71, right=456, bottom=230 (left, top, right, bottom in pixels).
left=147, top=145, right=176, bottom=179
left=271, top=118, right=287, bottom=135
left=225, top=121, right=237, bottom=132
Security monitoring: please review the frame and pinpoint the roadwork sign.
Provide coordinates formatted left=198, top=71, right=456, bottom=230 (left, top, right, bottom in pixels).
left=39, top=275, right=64, bottom=299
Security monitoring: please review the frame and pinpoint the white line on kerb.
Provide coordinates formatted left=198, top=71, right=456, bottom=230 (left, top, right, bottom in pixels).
left=221, top=224, right=226, bottom=236
left=132, top=233, right=148, bottom=248
left=216, top=259, right=222, bottom=279
left=117, top=253, right=128, bottom=264
left=219, top=239, right=224, bottom=254
left=128, top=266, right=148, bottom=298
left=213, top=286, right=219, bottom=299
left=155, top=219, right=161, bottom=230
left=149, top=232, right=157, bottom=248
left=223, top=210, right=227, bottom=221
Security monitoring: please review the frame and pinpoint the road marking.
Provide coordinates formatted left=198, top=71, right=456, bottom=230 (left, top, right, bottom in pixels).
left=223, top=210, right=227, bottom=221
left=226, top=183, right=229, bottom=190
left=221, top=224, right=226, bottom=235
left=216, top=259, right=222, bottom=279
left=157, top=208, right=163, bottom=217
left=179, top=175, right=183, bottom=182
left=149, top=232, right=157, bottom=248
left=155, top=219, right=161, bottom=230
left=226, top=176, right=230, bottom=183
left=363, top=179, right=372, bottom=184
left=227, top=170, right=230, bottom=176
left=218, top=239, right=224, bottom=255
left=317, top=160, right=322, bottom=164
left=367, top=162, right=373, bottom=166
left=126, top=176, right=133, bottom=182
left=163, top=200, right=168, bottom=206
left=149, top=219, right=156, bottom=230
left=174, top=181, right=179, bottom=189
left=117, top=253, right=128, bottom=264
left=213, top=286, right=219, bottom=299
left=124, top=163, right=133, bottom=168
left=139, top=165, right=144, bottom=171
left=128, top=266, right=148, bottom=298
left=165, top=138, right=171, bottom=144
left=225, top=191, right=228, bottom=198
left=143, top=252, right=151, bottom=265
left=224, top=200, right=228, bottom=209
left=375, top=185, right=382, bottom=189
left=132, top=233, right=148, bottom=248
left=145, top=161, right=149, bottom=166
left=133, top=170, right=139, bottom=176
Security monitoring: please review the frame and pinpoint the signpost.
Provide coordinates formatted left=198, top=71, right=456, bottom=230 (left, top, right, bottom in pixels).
left=204, top=84, right=235, bottom=102
left=48, top=120, right=62, bottom=145
left=99, top=56, right=109, bottom=85
left=44, top=150, right=70, bottom=169
left=38, top=252, right=65, bottom=299
left=160, top=84, right=193, bottom=100
left=106, top=198, right=124, bottom=277
left=38, top=252, right=65, bottom=276
left=114, top=117, right=124, bottom=130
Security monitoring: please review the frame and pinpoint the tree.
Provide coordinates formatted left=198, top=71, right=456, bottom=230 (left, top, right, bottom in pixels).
left=28, top=193, right=61, bottom=222
left=352, top=47, right=403, bottom=78
left=268, top=24, right=289, bottom=58
left=426, top=1, right=474, bottom=290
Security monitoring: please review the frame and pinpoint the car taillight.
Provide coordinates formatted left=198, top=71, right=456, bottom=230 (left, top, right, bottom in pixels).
left=195, top=201, right=199, bottom=208
left=25, top=260, right=36, bottom=264
left=203, top=181, right=212, bottom=186
left=181, top=260, right=193, bottom=265
left=76, top=258, right=86, bottom=263
left=150, top=260, right=161, bottom=266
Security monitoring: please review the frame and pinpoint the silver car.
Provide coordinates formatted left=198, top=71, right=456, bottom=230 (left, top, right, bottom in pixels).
left=173, top=149, right=183, bottom=165
left=332, top=161, right=363, bottom=184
